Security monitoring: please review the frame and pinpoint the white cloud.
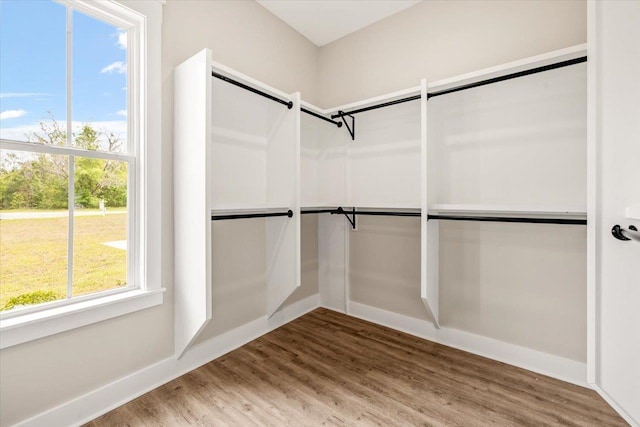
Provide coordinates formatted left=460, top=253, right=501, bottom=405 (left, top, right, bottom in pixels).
left=117, top=31, right=127, bottom=50
left=0, top=93, right=47, bottom=99
left=0, top=109, right=26, bottom=120
left=100, top=61, right=126, bottom=74
left=116, top=110, right=127, bottom=117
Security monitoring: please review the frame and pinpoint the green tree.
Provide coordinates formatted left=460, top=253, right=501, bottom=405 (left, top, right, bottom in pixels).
left=0, top=119, right=127, bottom=210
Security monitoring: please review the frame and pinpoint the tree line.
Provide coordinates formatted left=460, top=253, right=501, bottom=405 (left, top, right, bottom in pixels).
left=0, top=120, right=127, bottom=210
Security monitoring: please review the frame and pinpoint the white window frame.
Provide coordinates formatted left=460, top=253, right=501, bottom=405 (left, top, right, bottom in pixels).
left=0, top=0, right=164, bottom=349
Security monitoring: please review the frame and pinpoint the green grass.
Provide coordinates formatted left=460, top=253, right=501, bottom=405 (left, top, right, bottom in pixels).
left=0, top=213, right=127, bottom=309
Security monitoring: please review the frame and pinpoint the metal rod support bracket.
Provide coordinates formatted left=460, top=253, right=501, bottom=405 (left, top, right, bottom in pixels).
left=338, top=112, right=355, bottom=141
left=331, top=207, right=356, bottom=229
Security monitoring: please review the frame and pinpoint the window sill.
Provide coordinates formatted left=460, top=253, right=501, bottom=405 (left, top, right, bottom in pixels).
left=0, top=288, right=165, bottom=349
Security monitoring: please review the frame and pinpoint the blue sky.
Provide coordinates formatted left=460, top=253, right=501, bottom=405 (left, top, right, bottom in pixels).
left=0, top=0, right=127, bottom=145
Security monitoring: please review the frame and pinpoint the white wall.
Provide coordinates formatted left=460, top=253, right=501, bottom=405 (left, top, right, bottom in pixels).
left=319, top=0, right=586, bottom=106
left=321, top=0, right=589, bottom=362
left=0, top=2, right=319, bottom=425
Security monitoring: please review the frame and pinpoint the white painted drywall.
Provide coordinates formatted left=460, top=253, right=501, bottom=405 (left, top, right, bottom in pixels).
left=318, top=0, right=586, bottom=107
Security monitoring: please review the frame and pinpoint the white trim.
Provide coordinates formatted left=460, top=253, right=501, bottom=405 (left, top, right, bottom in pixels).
left=592, top=384, right=640, bottom=427
left=0, top=285, right=135, bottom=319
left=346, top=301, right=588, bottom=388
left=66, top=8, right=75, bottom=300
left=129, top=0, right=164, bottom=298
left=12, top=294, right=320, bottom=427
left=0, top=289, right=165, bottom=350
left=0, top=139, right=135, bottom=162
left=420, top=77, right=440, bottom=328
left=586, top=0, right=598, bottom=386
left=67, top=156, right=75, bottom=299
left=60, top=0, right=140, bottom=31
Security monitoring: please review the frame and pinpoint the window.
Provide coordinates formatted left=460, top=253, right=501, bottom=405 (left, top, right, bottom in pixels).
left=0, top=0, right=163, bottom=348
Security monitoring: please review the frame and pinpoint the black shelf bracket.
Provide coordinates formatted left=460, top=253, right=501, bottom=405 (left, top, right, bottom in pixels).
left=338, top=111, right=355, bottom=141
left=331, top=207, right=356, bottom=229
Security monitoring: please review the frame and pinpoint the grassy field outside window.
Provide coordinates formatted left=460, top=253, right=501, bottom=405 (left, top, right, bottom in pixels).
left=0, top=209, right=127, bottom=310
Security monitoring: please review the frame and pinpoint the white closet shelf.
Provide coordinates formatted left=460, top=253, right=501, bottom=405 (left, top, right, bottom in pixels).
left=301, top=203, right=342, bottom=209
left=428, top=204, right=587, bottom=225
left=348, top=203, right=422, bottom=210
left=300, top=101, right=324, bottom=113
left=430, top=204, right=586, bottom=217
left=211, top=60, right=293, bottom=103
left=427, top=44, right=587, bottom=94
left=347, top=206, right=421, bottom=213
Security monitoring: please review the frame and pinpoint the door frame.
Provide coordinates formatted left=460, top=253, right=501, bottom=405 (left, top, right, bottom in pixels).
left=586, top=2, right=639, bottom=425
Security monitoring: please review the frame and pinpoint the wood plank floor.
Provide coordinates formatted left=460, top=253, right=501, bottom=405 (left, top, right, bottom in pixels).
left=86, top=309, right=627, bottom=426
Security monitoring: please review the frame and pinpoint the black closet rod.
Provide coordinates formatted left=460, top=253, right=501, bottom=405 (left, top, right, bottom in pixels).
left=211, top=71, right=342, bottom=128
left=344, top=210, right=421, bottom=217
left=301, top=208, right=420, bottom=217
left=331, top=56, right=587, bottom=119
left=301, top=108, right=343, bottom=128
left=427, top=56, right=587, bottom=99
left=212, top=210, right=293, bottom=221
left=301, top=208, right=339, bottom=215
left=211, top=71, right=293, bottom=109
left=301, top=208, right=586, bottom=225
left=428, top=214, right=586, bottom=225
left=330, top=95, right=421, bottom=119
left=352, top=211, right=586, bottom=225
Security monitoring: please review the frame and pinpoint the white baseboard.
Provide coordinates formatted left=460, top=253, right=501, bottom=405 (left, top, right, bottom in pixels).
left=15, top=295, right=593, bottom=427
left=14, top=294, right=321, bottom=427
left=346, top=301, right=588, bottom=388
left=591, top=384, right=639, bottom=427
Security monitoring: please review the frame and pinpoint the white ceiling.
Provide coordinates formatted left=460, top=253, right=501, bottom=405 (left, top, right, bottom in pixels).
left=256, top=0, right=422, bottom=47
